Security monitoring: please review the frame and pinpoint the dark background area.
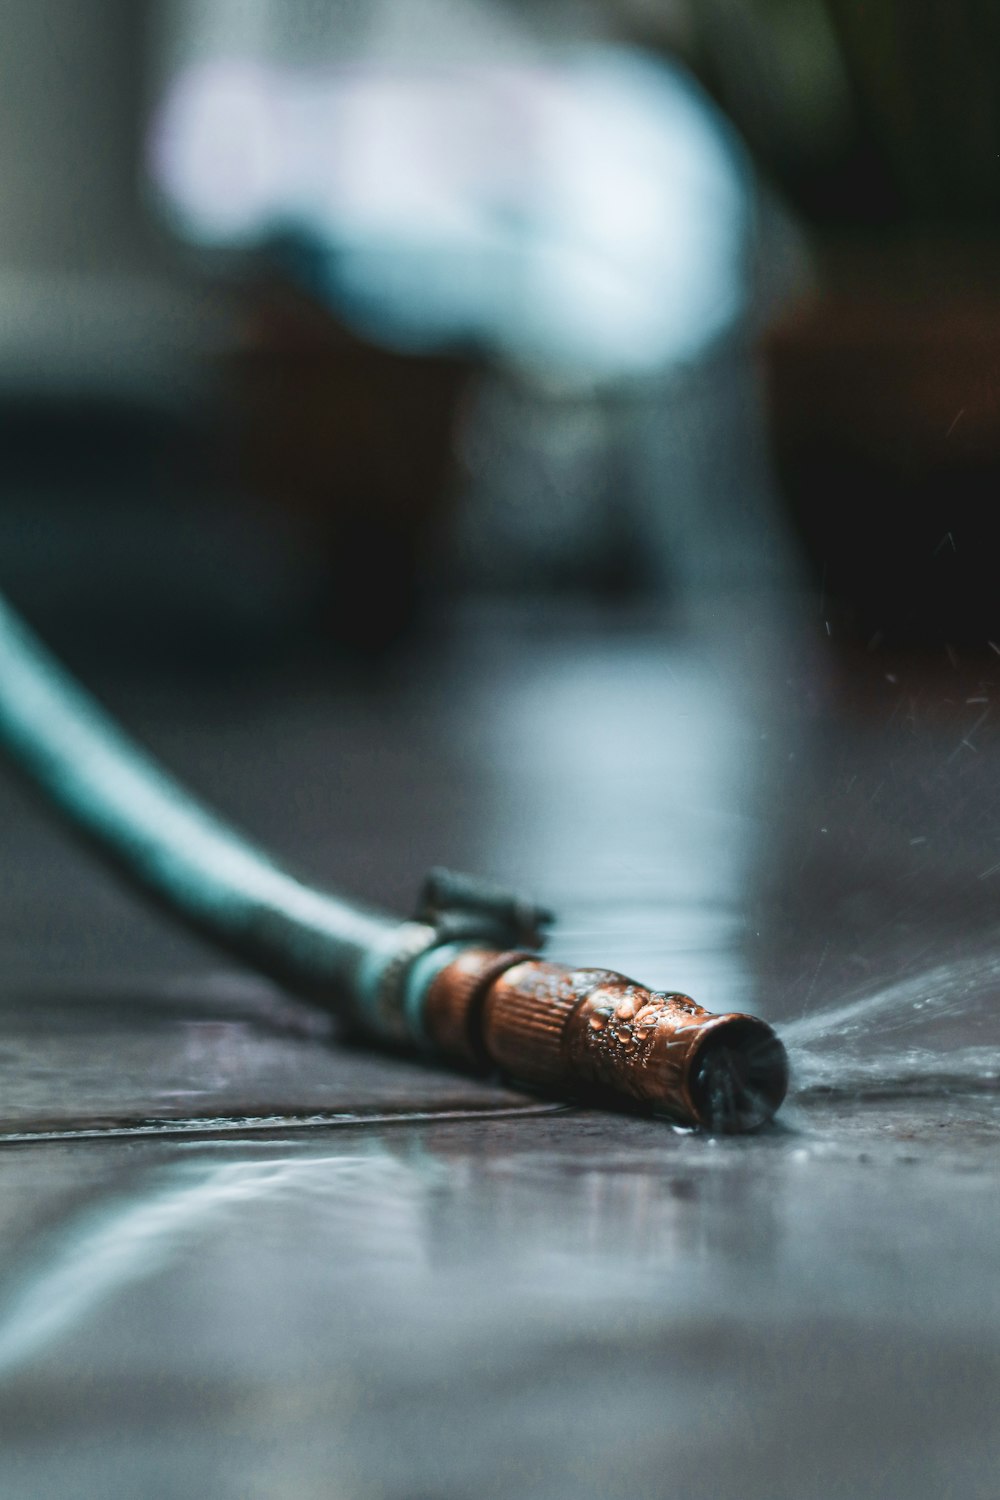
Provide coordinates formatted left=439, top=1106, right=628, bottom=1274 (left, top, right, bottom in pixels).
left=3, top=0, right=998, bottom=670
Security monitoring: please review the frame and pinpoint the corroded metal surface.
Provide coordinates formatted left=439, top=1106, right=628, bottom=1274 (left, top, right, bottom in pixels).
left=432, top=957, right=788, bottom=1129
left=423, top=947, right=529, bottom=1066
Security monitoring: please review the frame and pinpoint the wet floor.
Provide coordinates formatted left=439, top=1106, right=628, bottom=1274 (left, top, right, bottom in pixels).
left=0, top=601, right=998, bottom=1498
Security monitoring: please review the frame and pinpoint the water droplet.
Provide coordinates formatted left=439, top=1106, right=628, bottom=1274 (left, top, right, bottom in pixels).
left=589, top=1015, right=606, bottom=1032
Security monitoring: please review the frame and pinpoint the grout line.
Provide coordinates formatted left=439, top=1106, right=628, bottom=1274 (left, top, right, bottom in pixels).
left=0, top=1101, right=575, bottom=1147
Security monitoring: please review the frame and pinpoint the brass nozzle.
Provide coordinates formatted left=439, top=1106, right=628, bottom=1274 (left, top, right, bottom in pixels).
left=425, top=951, right=788, bottom=1132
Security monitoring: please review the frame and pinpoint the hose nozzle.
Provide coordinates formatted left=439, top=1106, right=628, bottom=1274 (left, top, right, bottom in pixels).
left=424, top=952, right=788, bottom=1132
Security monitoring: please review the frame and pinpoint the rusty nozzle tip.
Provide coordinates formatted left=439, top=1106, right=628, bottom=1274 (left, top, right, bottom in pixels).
left=424, top=953, right=788, bottom=1132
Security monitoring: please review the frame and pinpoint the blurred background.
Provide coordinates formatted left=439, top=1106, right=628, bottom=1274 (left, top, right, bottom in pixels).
left=4, top=0, right=997, bottom=670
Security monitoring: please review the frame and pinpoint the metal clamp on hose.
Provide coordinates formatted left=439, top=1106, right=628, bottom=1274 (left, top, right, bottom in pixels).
left=415, top=867, right=553, bottom=950
left=362, top=868, right=551, bottom=1048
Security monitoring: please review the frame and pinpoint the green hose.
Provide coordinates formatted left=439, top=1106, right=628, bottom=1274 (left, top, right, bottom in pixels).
left=0, top=592, right=450, bottom=1040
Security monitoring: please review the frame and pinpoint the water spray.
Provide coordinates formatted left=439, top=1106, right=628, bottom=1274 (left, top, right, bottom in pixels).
left=0, top=594, right=787, bottom=1132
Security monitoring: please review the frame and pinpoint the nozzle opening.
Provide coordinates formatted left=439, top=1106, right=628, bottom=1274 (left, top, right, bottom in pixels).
left=688, top=1018, right=788, bottom=1133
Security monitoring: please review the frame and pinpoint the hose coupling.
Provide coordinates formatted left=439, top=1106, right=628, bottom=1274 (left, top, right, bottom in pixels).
left=423, top=951, right=788, bottom=1133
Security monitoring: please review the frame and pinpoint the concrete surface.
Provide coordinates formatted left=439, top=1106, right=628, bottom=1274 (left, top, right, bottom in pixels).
left=0, top=602, right=997, bottom=1498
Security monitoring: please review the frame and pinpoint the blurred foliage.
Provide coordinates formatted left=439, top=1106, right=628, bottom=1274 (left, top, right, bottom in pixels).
left=665, top=0, right=1000, bottom=228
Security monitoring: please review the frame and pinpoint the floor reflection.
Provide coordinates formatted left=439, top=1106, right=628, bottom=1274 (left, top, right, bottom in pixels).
left=452, top=608, right=810, bottom=1017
